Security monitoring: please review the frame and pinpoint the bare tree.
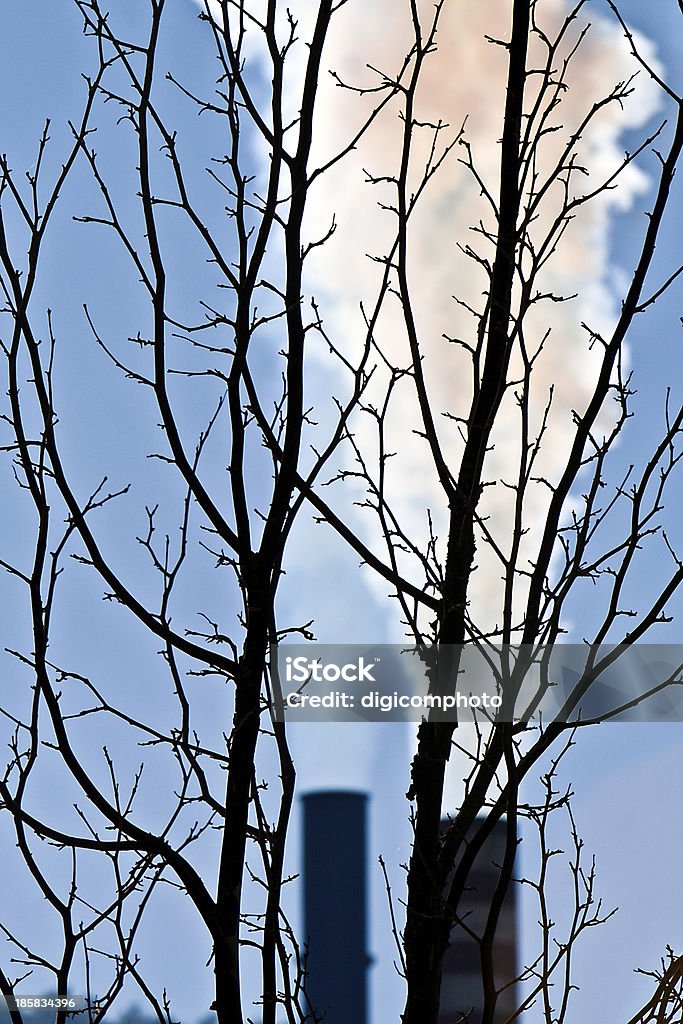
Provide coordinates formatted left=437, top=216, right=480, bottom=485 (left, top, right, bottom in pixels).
left=1, top=1, right=329, bottom=1019
left=1, top=2, right=682, bottom=1024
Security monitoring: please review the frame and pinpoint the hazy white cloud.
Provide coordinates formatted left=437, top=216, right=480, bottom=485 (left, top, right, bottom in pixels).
left=194, top=1, right=663, bottom=809
left=295, top=0, right=661, bottom=637
left=287, top=0, right=662, bottom=812
left=195, top=7, right=661, bottom=632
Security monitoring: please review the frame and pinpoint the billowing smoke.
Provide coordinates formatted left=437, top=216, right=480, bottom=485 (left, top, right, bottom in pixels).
left=301, top=0, right=661, bottom=816
left=196, top=0, right=662, bottom=805
left=192, top=4, right=665, bottom=1009
left=298, top=0, right=661, bottom=637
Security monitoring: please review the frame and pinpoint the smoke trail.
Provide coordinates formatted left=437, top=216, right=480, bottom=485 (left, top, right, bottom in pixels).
left=192, top=7, right=665, bottom=1011
left=292, top=0, right=662, bottom=816
left=195, top=0, right=662, bottom=810
left=198, top=0, right=661, bottom=633
left=299, top=0, right=661, bottom=637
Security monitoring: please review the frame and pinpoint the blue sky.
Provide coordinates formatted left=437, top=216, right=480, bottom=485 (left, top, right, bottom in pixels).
left=1, top=2, right=683, bottom=1023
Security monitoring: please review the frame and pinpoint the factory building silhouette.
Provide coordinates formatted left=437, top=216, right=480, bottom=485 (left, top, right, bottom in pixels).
left=302, top=791, right=517, bottom=1024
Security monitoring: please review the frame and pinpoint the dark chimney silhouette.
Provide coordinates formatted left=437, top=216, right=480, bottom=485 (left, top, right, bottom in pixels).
left=439, top=815, right=518, bottom=1024
left=302, top=791, right=369, bottom=1024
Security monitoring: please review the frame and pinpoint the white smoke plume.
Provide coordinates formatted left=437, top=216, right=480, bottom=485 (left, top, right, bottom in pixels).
left=197, top=1, right=661, bottom=635
left=194, top=2, right=662, bottom=812
left=294, top=0, right=662, bottom=814
left=294, top=0, right=661, bottom=637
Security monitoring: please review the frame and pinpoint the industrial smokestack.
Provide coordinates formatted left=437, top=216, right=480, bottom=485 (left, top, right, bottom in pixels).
left=439, top=815, right=518, bottom=1024
left=302, top=791, right=370, bottom=1024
